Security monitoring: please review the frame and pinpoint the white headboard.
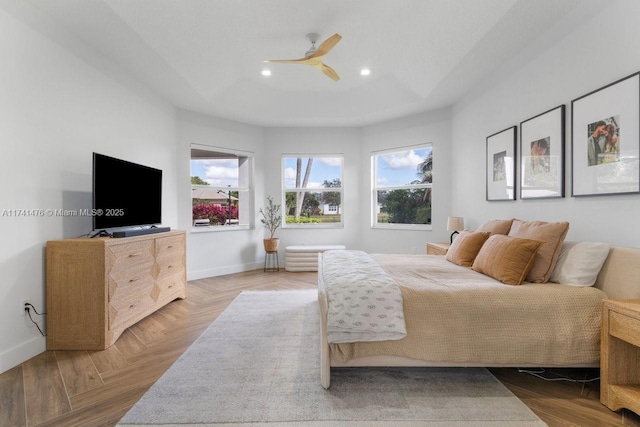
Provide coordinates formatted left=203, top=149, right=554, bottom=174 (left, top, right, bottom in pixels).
left=594, top=246, right=640, bottom=300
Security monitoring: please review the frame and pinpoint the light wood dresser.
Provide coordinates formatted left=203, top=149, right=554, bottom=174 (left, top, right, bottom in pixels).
left=46, top=230, right=186, bottom=350
left=600, top=299, right=640, bottom=416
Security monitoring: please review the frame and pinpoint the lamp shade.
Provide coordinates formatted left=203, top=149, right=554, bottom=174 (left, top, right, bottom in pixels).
left=447, top=216, right=464, bottom=232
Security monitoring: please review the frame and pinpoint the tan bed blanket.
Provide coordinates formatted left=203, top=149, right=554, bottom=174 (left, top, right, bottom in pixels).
left=330, top=254, right=607, bottom=366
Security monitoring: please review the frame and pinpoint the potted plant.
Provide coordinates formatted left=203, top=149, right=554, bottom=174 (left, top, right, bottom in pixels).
left=259, top=195, right=281, bottom=252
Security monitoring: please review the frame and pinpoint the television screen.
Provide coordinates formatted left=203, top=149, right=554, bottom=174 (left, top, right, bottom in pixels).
left=92, top=153, right=162, bottom=230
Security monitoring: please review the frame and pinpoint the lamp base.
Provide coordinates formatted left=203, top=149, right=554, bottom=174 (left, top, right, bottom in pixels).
left=450, top=231, right=459, bottom=244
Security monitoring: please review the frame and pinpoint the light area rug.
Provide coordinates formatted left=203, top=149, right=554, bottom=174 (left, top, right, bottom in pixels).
left=117, top=290, right=547, bottom=427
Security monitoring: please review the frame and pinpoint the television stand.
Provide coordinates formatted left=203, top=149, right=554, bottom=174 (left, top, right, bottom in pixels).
left=112, top=226, right=170, bottom=238
left=46, top=229, right=186, bottom=350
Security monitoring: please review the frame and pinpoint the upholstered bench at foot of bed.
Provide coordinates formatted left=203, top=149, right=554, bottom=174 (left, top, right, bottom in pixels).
left=285, top=245, right=346, bottom=272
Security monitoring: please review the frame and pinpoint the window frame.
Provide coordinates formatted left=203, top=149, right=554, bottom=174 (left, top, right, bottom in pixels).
left=371, top=143, right=433, bottom=231
left=190, top=144, right=254, bottom=233
left=281, top=154, right=344, bottom=229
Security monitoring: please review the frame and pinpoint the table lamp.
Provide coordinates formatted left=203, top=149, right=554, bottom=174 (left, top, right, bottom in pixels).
left=447, top=216, right=464, bottom=244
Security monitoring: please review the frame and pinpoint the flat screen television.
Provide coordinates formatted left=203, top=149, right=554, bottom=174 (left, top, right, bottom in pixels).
left=92, top=153, right=162, bottom=230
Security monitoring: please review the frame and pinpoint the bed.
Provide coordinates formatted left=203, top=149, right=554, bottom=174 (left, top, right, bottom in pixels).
left=317, top=223, right=640, bottom=389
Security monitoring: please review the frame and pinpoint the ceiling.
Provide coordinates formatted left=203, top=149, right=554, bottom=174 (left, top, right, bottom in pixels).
left=27, top=0, right=586, bottom=127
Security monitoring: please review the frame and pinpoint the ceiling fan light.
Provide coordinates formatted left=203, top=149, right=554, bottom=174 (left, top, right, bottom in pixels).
left=360, top=68, right=371, bottom=76
left=261, top=69, right=272, bottom=77
left=305, top=44, right=317, bottom=58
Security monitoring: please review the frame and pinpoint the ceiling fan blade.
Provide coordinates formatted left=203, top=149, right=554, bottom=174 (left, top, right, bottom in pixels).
left=263, top=34, right=342, bottom=81
left=319, top=63, right=340, bottom=81
left=264, top=58, right=310, bottom=64
left=310, top=33, right=342, bottom=58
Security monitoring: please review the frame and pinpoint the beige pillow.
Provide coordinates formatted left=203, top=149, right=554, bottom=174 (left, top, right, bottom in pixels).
left=472, top=235, right=544, bottom=285
left=445, top=231, right=491, bottom=267
left=549, top=241, right=611, bottom=286
left=476, top=219, right=514, bottom=235
left=508, top=219, right=569, bottom=283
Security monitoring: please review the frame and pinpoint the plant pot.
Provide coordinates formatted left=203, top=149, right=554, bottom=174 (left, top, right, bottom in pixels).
left=263, top=238, right=279, bottom=252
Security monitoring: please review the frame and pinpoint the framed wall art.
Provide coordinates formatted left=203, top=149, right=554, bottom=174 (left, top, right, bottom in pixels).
left=486, top=126, right=516, bottom=201
left=571, top=72, right=640, bottom=197
left=519, top=105, right=565, bottom=199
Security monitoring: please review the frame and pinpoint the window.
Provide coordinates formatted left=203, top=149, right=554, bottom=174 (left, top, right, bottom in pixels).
left=190, top=145, right=253, bottom=230
left=282, top=156, right=343, bottom=227
left=372, top=144, right=432, bottom=229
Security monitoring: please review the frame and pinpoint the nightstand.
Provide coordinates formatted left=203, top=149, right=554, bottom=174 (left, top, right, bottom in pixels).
left=426, top=242, right=450, bottom=255
left=600, top=299, right=640, bottom=416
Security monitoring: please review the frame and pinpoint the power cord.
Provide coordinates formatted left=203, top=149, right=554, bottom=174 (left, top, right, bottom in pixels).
left=517, top=368, right=600, bottom=383
left=89, top=229, right=112, bottom=238
left=517, top=367, right=599, bottom=396
left=24, top=303, right=46, bottom=337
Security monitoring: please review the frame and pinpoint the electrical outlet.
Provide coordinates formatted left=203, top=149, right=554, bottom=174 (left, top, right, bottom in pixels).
left=22, top=299, right=32, bottom=317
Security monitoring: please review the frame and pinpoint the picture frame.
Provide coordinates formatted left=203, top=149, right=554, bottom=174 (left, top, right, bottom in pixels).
left=486, top=126, right=516, bottom=201
left=519, top=105, right=565, bottom=199
left=571, top=72, right=640, bottom=197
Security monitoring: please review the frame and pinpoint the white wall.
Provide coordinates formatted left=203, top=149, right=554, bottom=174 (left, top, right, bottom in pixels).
left=450, top=0, right=640, bottom=246
left=360, top=108, right=453, bottom=253
left=262, top=113, right=452, bottom=257
left=0, top=4, right=177, bottom=374
left=263, top=127, right=362, bottom=259
left=176, top=110, right=266, bottom=279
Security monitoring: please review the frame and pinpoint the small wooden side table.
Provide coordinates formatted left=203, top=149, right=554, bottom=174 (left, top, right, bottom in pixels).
left=600, top=299, right=640, bottom=416
left=426, top=242, right=450, bottom=255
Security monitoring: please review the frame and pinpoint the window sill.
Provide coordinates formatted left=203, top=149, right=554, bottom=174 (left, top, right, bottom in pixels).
left=283, top=223, right=344, bottom=230
left=372, top=224, right=432, bottom=231
left=191, top=225, right=252, bottom=233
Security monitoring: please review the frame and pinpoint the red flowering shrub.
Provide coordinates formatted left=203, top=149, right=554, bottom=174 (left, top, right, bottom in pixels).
left=192, top=203, right=238, bottom=225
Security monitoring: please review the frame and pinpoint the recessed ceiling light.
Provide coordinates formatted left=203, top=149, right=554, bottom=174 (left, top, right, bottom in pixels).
left=360, top=68, right=371, bottom=76
left=261, top=69, right=271, bottom=77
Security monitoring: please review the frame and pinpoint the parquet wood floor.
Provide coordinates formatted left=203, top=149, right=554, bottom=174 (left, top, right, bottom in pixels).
left=1, top=269, right=639, bottom=426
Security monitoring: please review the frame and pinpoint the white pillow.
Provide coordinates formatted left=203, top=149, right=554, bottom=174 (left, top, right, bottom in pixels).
left=549, top=241, right=611, bottom=286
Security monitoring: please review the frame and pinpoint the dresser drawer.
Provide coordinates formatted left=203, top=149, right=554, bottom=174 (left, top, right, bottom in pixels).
left=156, top=234, right=185, bottom=259
left=109, top=283, right=156, bottom=330
left=108, top=240, right=155, bottom=274
left=156, top=253, right=185, bottom=279
left=157, top=272, right=186, bottom=300
left=610, top=311, right=640, bottom=347
left=108, top=272, right=155, bottom=304
left=110, top=260, right=155, bottom=285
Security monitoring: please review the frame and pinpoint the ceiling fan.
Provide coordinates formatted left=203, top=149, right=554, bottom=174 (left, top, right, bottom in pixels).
left=264, top=33, right=342, bottom=81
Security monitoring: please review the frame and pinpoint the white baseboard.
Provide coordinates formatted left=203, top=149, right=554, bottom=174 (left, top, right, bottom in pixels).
left=188, top=260, right=265, bottom=281
left=0, top=335, right=46, bottom=375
